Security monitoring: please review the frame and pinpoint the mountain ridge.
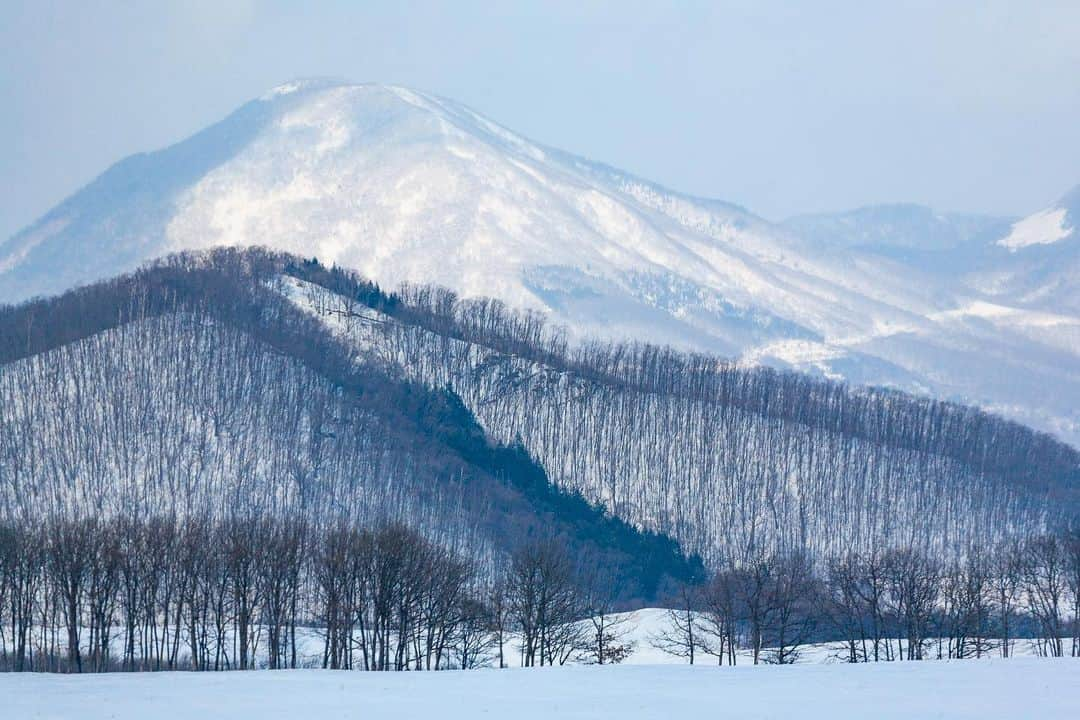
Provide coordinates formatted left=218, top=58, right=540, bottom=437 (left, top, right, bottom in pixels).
left=1, top=80, right=1077, bottom=445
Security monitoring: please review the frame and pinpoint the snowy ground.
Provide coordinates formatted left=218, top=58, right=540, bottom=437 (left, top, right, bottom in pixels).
left=3, top=608, right=1066, bottom=669
left=587, top=609, right=1064, bottom=665
left=5, top=658, right=1078, bottom=719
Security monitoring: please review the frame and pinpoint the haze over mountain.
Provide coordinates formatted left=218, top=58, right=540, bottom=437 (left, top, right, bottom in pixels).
left=1, top=79, right=1077, bottom=444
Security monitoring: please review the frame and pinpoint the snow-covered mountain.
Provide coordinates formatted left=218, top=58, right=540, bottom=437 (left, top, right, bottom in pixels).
left=1002, top=184, right=1079, bottom=249
left=1, top=79, right=1077, bottom=443
left=969, top=185, right=1080, bottom=314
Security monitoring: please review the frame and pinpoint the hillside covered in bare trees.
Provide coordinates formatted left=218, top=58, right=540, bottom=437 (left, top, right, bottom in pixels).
left=0, top=248, right=703, bottom=598
left=280, top=256, right=1079, bottom=566
left=1, top=248, right=1078, bottom=674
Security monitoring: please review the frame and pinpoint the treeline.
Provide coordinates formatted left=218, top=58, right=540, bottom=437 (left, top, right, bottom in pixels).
left=0, top=515, right=631, bottom=673
left=5, top=513, right=1075, bottom=674
left=654, top=527, right=1080, bottom=665
left=283, top=262, right=1078, bottom=564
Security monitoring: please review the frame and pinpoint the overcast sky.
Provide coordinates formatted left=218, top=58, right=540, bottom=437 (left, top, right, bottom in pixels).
left=3, top=0, right=1079, bottom=240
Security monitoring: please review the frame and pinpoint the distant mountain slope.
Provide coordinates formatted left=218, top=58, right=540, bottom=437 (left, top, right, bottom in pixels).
left=0, top=249, right=703, bottom=603
left=0, top=80, right=1077, bottom=444
left=968, top=184, right=1080, bottom=314
left=997, top=185, right=1078, bottom=252
left=784, top=204, right=1012, bottom=253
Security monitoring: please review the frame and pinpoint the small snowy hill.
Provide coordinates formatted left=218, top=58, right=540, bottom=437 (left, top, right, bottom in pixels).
left=1, top=79, right=1078, bottom=443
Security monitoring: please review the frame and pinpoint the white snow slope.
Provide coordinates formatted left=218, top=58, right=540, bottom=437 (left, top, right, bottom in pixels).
left=999, top=207, right=1074, bottom=250
left=1, top=79, right=1078, bottom=443
left=5, top=659, right=1078, bottom=720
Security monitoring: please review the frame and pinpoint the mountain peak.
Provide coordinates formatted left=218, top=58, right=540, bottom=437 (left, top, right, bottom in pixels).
left=260, top=76, right=352, bottom=99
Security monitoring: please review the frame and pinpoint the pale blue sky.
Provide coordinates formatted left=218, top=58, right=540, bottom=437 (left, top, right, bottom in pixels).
left=3, top=0, right=1079, bottom=240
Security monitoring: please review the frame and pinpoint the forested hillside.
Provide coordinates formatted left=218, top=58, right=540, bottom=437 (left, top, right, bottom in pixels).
left=0, top=249, right=702, bottom=606
left=280, top=256, right=1079, bottom=566
left=1, top=248, right=1078, bottom=673
left=3, top=246, right=1075, bottom=574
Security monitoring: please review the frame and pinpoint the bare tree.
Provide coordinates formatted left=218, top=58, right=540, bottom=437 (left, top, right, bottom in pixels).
left=47, top=516, right=96, bottom=673
left=764, top=551, right=818, bottom=665
left=938, top=550, right=994, bottom=659
left=1065, top=528, right=1080, bottom=657
left=884, top=548, right=940, bottom=661
left=823, top=553, right=870, bottom=663
left=1023, top=534, right=1066, bottom=657
left=650, top=585, right=700, bottom=664
left=698, top=569, right=739, bottom=665
left=453, top=594, right=495, bottom=669
left=580, top=565, right=635, bottom=665
left=507, top=538, right=586, bottom=667
left=486, top=579, right=510, bottom=668
left=990, top=539, right=1023, bottom=658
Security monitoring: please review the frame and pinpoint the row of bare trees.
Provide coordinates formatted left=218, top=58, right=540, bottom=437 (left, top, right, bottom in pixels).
left=0, top=513, right=312, bottom=673
left=0, top=511, right=633, bottom=673
left=314, top=522, right=481, bottom=671
left=654, top=529, right=1080, bottom=665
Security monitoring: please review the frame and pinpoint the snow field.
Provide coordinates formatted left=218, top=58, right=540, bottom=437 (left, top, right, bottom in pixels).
left=4, top=657, right=1077, bottom=720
